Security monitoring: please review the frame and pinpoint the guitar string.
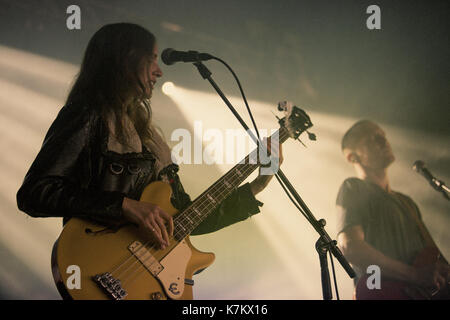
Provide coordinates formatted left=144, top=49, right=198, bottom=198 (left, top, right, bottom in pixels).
left=117, top=156, right=264, bottom=282
left=118, top=126, right=287, bottom=288
left=118, top=161, right=258, bottom=286
left=118, top=160, right=260, bottom=287
left=171, top=128, right=285, bottom=240
left=110, top=140, right=265, bottom=282
left=119, top=188, right=234, bottom=287
left=108, top=129, right=287, bottom=290
left=112, top=130, right=287, bottom=289
left=109, top=240, right=152, bottom=277
left=108, top=144, right=259, bottom=277
left=109, top=156, right=258, bottom=283
left=107, top=161, right=253, bottom=280
left=108, top=165, right=248, bottom=284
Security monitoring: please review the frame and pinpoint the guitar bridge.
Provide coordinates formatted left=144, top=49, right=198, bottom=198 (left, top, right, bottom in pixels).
left=92, top=272, right=127, bottom=300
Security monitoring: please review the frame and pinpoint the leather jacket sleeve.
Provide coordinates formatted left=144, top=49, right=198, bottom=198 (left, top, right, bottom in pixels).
left=16, top=104, right=125, bottom=222
left=17, top=103, right=263, bottom=233
left=191, top=182, right=263, bottom=235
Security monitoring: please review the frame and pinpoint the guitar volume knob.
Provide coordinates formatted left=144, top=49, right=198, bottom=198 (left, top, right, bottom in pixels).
left=150, top=292, right=163, bottom=300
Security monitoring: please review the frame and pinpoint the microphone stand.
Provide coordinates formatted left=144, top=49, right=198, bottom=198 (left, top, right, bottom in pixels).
left=442, top=186, right=450, bottom=201
left=192, top=61, right=356, bottom=299
left=433, top=181, right=450, bottom=201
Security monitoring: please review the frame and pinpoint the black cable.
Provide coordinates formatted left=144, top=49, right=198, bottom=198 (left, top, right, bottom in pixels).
left=212, top=57, right=261, bottom=141
left=274, top=174, right=315, bottom=224
left=329, top=249, right=340, bottom=300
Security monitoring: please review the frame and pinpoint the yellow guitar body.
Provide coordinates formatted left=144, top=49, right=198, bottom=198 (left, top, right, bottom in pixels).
left=51, top=181, right=215, bottom=300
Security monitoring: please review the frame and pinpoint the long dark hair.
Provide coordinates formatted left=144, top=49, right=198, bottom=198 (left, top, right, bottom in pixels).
left=66, top=23, right=156, bottom=147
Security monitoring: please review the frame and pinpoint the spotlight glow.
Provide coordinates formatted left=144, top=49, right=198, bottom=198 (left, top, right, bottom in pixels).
left=162, top=81, right=175, bottom=96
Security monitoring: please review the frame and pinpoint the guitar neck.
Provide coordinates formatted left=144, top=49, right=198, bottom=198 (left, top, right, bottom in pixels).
left=173, top=126, right=290, bottom=240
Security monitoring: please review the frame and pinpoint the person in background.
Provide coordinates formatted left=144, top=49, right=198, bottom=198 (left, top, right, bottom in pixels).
left=336, top=120, right=449, bottom=299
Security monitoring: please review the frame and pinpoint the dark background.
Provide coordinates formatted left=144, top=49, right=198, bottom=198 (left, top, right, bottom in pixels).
left=0, top=0, right=449, bottom=300
left=1, top=0, right=449, bottom=136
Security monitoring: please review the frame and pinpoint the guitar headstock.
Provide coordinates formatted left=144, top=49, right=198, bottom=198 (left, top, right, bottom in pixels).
left=277, top=101, right=315, bottom=142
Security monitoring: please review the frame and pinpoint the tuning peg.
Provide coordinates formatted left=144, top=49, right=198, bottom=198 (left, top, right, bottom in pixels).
left=277, top=101, right=293, bottom=112
left=307, top=131, right=316, bottom=141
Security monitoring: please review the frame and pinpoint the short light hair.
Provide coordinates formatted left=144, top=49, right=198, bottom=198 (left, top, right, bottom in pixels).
left=341, top=120, right=377, bottom=152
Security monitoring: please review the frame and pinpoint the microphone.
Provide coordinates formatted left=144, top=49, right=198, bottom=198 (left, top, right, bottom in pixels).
left=161, top=48, right=213, bottom=65
left=413, top=160, right=449, bottom=200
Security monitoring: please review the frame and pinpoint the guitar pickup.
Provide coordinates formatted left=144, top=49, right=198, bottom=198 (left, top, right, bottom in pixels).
left=128, top=241, right=164, bottom=276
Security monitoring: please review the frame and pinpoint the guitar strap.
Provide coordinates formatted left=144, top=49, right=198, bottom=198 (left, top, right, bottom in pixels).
left=392, top=193, right=432, bottom=245
left=391, top=193, right=444, bottom=259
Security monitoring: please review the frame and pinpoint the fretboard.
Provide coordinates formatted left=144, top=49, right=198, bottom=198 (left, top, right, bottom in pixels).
left=173, top=126, right=290, bottom=240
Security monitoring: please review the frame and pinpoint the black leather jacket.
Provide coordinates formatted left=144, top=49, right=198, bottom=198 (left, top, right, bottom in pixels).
left=16, top=103, right=262, bottom=235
